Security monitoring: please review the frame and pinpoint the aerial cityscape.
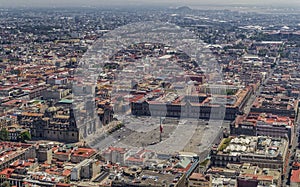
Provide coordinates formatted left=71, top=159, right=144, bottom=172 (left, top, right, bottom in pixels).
left=0, top=1, right=300, bottom=187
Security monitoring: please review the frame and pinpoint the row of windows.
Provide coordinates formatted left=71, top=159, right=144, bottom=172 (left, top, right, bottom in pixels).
left=46, top=131, right=75, bottom=136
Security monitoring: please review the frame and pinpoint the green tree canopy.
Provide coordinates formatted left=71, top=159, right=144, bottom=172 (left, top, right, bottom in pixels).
left=19, top=131, right=31, bottom=142
left=1, top=181, right=11, bottom=187
left=0, top=128, right=9, bottom=141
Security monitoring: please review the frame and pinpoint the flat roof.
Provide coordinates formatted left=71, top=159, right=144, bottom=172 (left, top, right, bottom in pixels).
left=58, top=99, right=73, bottom=104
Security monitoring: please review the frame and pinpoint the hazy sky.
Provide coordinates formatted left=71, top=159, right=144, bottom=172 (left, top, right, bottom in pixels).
left=0, top=0, right=300, bottom=8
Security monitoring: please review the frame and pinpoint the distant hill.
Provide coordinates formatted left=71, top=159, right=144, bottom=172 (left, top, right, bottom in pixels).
left=175, top=6, right=192, bottom=12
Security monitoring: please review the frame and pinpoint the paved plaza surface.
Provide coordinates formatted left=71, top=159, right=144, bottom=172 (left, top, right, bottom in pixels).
left=85, top=116, right=229, bottom=155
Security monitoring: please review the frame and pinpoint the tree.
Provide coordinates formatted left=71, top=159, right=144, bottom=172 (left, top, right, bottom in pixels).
left=226, top=89, right=237, bottom=95
left=19, top=131, right=31, bottom=142
left=258, top=49, right=268, bottom=57
left=1, top=181, right=11, bottom=187
left=0, top=128, right=9, bottom=141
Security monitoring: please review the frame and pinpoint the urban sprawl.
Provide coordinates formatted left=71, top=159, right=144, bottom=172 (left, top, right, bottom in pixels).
left=0, top=6, right=300, bottom=187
